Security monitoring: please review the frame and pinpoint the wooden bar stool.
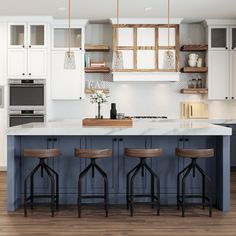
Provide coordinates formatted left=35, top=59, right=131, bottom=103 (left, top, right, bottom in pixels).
left=75, top=148, right=112, bottom=217
left=176, top=148, right=214, bottom=217
left=23, top=148, right=60, bottom=217
left=125, top=148, right=162, bottom=216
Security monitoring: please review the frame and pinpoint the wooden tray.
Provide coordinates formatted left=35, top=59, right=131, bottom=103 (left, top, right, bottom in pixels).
left=83, top=118, right=133, bottom=127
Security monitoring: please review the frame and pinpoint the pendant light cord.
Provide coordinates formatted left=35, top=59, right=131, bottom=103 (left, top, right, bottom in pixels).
left=168, top=0, right=170, bottom=52
left=116, top=0, right=119, bottom=51
left=68, top=0, right=71, bottom=57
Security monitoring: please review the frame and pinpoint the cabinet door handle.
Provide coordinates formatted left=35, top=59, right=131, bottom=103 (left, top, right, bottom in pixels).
left=184, top=138, right=189, bottom=142
left=179, top=138, right=183, bottom=142
left=29, top=73, right=31, bottom=76
left=119, top=138, right=123, bottom=142
left=53, top=138, right=58, bottom=142
left=232, top=97, right=234, bottom=99
left=29, top=45, right=31, bottom=48
left=22, top=73, right=25, bottom=76
left=22, top=45, right=25, bottom=48
left=47, top=138, right=52, bottom=142
left=225, top=97, right=228, bottom=99
left=113, top=138, right=117, bottom=142
left=225, top=47, right=228, bottom=50
left=232, top=47, right=234, bottom=50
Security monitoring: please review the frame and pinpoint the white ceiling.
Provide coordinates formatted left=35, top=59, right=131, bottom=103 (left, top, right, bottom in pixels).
left=0, top=0, right=236, bottom=22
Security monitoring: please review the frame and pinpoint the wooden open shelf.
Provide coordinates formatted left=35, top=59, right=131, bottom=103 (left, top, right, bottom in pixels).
left=181, top=67, right=208, bottom=73
left=85, top=67, right=110, bottom=73
left=85, top=88, right=109, bottom=94
left=180, top=44, right=208, bottom=51
left=180, top=88, right=208, bottom=94
left=85, top=44, right=110, bottom=52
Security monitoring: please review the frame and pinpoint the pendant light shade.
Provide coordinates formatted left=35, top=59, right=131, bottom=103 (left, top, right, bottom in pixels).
left=64, top=0, right=76, bottom=70
left=163, top=0, right=175, bottom=70
left=112, top=0, right=123, bottom=70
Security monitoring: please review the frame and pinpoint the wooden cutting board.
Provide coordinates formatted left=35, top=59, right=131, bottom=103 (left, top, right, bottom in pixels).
left=181, top=102, right=208, bottom=119
left=83, top=118, right=133, bottom=127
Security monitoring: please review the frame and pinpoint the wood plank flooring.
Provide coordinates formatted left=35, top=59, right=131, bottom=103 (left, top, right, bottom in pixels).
left=0, top=171, right=236, bottom=236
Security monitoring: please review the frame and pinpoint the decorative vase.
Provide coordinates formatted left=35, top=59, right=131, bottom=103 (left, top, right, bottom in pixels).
left=96, top=103, right=103, bottom=119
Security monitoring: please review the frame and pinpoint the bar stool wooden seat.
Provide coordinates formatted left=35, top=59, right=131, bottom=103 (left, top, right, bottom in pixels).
left=176, top=148, right=214, bottom=217
left=75, top=148, right=112, bottom=217
left=23, top=148, right=60, bottom=217
left=125, top=148, right=162, bottom=216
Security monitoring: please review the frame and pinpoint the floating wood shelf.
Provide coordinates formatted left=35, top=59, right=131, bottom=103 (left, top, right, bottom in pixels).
left=83, top=118, right=133, bottom=127
left=181, top=67, right=208, bottom=73
left=180, top=44, right=208, bottom=51
left=85, top=88, right=109, bottom=94
left=85, top=44, right=110, bottom=52
left=180, top=88, right=208, bottom=94
left=85, top=67, right=110, bottom=73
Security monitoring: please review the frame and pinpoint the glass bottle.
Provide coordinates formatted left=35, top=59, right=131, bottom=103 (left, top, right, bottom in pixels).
left=110, top=103, right=117, bottom=119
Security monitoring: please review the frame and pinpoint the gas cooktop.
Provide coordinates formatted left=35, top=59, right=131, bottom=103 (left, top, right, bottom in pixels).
left=128, top=116, right=168, bottom=119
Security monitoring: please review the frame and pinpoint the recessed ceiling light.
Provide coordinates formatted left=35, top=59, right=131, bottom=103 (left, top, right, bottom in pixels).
left=58, top=7, right=66, bottom=11
left=145, top=7, right=152, bottom=11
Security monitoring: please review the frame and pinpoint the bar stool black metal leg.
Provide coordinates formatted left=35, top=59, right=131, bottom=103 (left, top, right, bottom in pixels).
left=126, top=162, right=141, bottom=209
left=77, top=162, right=93, bottom=218
left=151, top=175, right=154, bottom=209
left=181, top=165, right=192, bottom=217
left=144, top=163, right=160, bottom=215
left=130, top=164, right=142, bottom=217
left=46, top=164, right=59, bottom=209
left=195, top=164, right=212, bottom=217
left=43, top=165, right=55, bottom=217
left=95, top=163, right=109, bottom=217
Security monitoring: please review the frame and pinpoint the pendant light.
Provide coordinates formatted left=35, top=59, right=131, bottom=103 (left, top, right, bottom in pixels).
left=64, top=0, right=76, bottom=69
left=163, top=0, right=174, bottom=69
left=112, top=0, right=123, bottom=70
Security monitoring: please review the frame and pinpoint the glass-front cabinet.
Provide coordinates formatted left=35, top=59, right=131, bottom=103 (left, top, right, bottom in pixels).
left=231, top=26, right=236, bottom=50
left=209, top=26, right=229, bottom=50
left=114, top=24, right=179, bottom=72
left=8, top=23, right=46, bottom=48
left=53, top=27, right=82, bottom=50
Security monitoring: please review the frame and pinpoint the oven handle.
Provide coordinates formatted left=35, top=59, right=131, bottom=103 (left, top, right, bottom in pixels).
left=10, top=84, right=44, bottom=87
left=10, top=115, right=44, bottom=118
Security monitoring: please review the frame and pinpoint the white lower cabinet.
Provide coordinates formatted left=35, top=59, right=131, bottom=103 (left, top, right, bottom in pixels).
left=51, top=51, right=84, bottom=100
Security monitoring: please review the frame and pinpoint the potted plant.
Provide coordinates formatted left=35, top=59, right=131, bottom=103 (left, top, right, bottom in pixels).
left=90, top=90, right=108, bottom=119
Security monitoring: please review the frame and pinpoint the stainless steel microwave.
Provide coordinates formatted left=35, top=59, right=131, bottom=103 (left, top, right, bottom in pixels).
left=9, top=79, right=45, bottom=110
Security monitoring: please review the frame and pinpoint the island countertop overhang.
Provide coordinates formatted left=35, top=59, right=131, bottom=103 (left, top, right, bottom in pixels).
left=6, top=119, right=232, bottom=136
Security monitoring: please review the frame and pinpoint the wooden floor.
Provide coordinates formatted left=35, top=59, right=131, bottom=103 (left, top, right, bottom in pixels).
left=1, top=172, right=236, bottom=236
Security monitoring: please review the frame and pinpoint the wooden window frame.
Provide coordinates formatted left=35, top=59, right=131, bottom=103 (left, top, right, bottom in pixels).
left=113, top=24, right=179, bottom=72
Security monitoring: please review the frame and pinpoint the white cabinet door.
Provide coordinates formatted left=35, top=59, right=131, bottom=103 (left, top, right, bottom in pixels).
left=51, top=51, right=84, bottom=100
left=8, top=23, right=27, bottom=49
left=208, top=51, right=229, bottom=100
left=28, top=49, right=46, bottom=78
left=230, top=51, right=236, bottom=99
left=7, top=49, right=27, bottom=78
left=230, top=26, right=236, bottom=51
left=28, top=23, right=46, bottom=49
left=209, top=26, right=229, bottom=50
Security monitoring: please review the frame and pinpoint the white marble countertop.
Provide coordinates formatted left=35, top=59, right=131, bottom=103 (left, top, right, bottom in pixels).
left=6, top=119, right=232, bottom=136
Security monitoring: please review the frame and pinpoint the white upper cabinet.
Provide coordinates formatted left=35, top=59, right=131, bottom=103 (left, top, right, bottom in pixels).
left=51, top=51, right=84, bottom=100
left=8, top=23, right=47, bottom=49
left=209, top=26, right=229, bottom=50
left=208, top=51, right=229, bottom=100
left=230, top=26, right=236, bottom=50
left=7, top=22, right=48, bottom=78
left=53, top=26, right=83, bottom=50
left=206, top=20, right=236, bottom=100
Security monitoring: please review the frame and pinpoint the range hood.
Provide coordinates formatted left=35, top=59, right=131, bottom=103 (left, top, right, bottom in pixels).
left=112, top=72, right=180, bottom=82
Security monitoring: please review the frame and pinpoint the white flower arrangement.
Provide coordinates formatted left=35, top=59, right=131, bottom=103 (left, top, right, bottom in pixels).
left=90, top=90, right=109, bottom=104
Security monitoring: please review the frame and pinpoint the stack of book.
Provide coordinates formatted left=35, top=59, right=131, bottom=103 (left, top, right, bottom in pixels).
left=90, top=61, right=106, bottom=68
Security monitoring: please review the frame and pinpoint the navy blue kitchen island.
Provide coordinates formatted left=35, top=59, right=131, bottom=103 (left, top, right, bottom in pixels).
left=7, top=119, right=232, bottom=212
